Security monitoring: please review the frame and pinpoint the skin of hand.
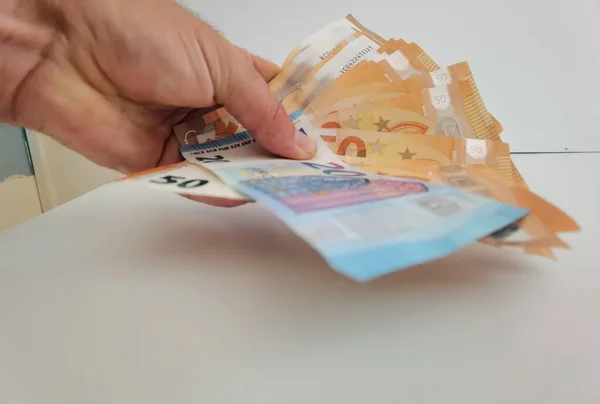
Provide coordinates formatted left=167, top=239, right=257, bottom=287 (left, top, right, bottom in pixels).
left=0, top=0, right=317, bottom=207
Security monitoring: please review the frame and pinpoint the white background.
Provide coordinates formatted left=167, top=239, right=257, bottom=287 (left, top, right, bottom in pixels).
left=182, top=0, right=600, bottom=152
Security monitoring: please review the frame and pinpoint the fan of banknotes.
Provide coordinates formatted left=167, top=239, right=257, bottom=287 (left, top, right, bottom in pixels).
left=118, top=15, right=579, bottom=281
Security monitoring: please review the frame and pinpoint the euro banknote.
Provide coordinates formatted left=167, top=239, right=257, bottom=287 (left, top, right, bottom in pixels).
left=319, top=128, right=516, bottom=180
left=115, top=161, right=249, bottom=201
left=281, top=14, right=385, bottom=68
left=177, top=129, right=528, bottom=281
left=334, top=155, right=578, bottom=258
left=173, top=15, right=385, bottom=146
left=122, top=14, right=580, bottom=266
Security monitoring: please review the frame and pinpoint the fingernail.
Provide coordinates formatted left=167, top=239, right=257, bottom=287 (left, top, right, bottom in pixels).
left=294, top=130, right=317, bottom=157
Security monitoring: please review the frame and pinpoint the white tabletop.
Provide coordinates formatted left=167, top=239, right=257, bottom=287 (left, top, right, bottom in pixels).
left=0, top=153, right=598, bottom=404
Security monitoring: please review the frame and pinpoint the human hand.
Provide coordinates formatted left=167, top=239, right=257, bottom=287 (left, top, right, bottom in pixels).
left=0, top=0, right=316, bottom=207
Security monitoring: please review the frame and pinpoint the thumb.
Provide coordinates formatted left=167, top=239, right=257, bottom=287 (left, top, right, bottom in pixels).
left=250, top=53, right=281, bottom=82
left=210, top=42, right=317, bottom=160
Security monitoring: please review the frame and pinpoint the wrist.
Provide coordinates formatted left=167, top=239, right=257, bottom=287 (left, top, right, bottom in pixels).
left=0, top=0, right=55, bottom=125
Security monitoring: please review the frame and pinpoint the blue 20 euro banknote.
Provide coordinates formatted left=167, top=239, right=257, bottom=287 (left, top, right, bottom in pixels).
left=180, top=130, right=528, bottom=282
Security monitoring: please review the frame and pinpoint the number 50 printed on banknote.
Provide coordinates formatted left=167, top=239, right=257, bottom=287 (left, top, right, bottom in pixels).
left=180, top=131, right=528, bottom=282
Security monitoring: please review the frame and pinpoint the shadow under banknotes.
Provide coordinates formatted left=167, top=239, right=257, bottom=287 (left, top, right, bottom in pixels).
left=136, top=202, right=546, bottom=290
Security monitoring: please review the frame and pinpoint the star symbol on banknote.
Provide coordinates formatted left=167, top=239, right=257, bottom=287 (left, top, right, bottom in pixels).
left=398, top=147, right=416, bottom=159
left=369, top=138, right=385, bottom=154
left=343, top=116, right=359, bottom=129
left=374, top=116, right=390, bottom=131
